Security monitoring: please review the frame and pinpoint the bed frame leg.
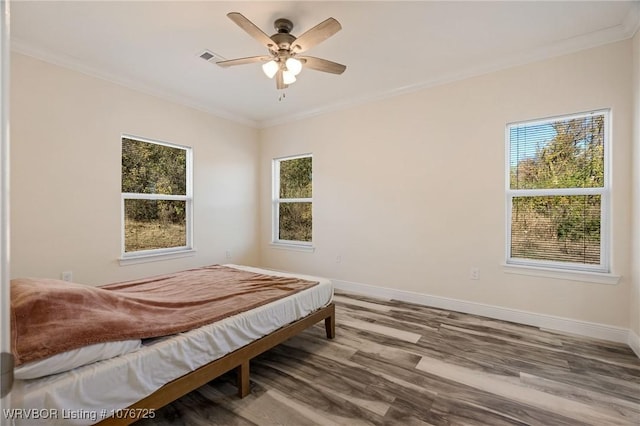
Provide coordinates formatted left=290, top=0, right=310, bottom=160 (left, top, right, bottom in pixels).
left=325, top=304, right=335, bottom=339
left=237, top=360, right=250, bottom=398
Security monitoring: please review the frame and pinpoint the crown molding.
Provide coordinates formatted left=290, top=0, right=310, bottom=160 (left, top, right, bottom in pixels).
left=9, top=8, right=636, bottom=132
left=259, top=17, right=637, bottom=128
left=622, top=2, right=640, bottom=38
left=10, top=39, right=259, bottom=129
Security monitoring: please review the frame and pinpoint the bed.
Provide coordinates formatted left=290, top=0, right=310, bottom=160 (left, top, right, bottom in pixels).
left=9, top=264, right=335, bottom=425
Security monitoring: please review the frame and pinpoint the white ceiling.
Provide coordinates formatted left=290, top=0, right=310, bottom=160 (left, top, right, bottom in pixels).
left=10, top=1, right=640, bottom=127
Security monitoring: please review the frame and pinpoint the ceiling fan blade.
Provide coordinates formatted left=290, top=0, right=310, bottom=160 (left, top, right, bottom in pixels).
left=299, top=56, right=346, bottom=74
left=227, top=12, right=276, bottom=51
left=216, top=55, right=271, bottom=68
left=275, top=69, right=287, bottom=90
left=291, top=18, right=341, bottom=53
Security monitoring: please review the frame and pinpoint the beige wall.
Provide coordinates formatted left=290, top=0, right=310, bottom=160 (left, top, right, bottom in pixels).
left=631, top=30, right=640, bottom=338
left=10, top=38, right=637, bottom=330
left=10, top=53, right=259, bottom=285
left=259, top=40, right=634, bottom=328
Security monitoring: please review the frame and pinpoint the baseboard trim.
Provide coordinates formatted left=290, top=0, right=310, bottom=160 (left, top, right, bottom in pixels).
left=628, top=330, right=640, bottom=358
left=333, top=279, right=631, bottom=345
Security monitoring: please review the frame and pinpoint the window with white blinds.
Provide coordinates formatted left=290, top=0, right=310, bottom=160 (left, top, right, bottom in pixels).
left=506, top=110, right=609, bottom=272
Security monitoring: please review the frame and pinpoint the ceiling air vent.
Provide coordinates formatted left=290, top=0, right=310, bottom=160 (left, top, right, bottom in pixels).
left=199, top=50, right=225, bottom=63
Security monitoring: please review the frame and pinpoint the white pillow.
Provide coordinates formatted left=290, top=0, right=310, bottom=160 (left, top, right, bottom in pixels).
left=15, top=339, right=141, bottom=380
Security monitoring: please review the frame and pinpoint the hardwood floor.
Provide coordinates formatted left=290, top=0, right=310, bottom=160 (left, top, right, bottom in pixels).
left=140, top=292, right=640, bottom=425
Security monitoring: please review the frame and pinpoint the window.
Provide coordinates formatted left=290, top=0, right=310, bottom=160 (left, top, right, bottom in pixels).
left=506, top=110, right=609, bottom=272
left=272, top=154, right=312, bottom=246
left=121, top=136, right=192, bottom=257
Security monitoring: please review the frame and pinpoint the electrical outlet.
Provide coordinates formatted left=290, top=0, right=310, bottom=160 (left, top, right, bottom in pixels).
left=61, top=271, right=73, bottom=282
left=470, top=267, right=480, bottom=280
left=225, top=250, right=232, bottom=259
left=336, top=255, right=342, bottom=264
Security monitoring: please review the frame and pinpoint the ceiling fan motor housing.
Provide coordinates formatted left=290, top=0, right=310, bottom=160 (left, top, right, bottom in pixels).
left=274, top=18, right=294, bottom=34
left=271, top=19, right=296, bottom=50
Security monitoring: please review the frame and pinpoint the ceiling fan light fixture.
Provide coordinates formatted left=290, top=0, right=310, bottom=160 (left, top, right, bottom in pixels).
left=221, top=13, right=345, bottom=90
left=285, top=57, right=303, bottom=76
left=262, top=60, right=278, bottom=78
left=282, top=70, right=297, bottom=85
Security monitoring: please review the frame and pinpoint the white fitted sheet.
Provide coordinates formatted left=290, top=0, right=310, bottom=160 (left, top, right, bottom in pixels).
left=10, top=265, right=333, bottom=426
left=14, top=340, right=143, bottom=380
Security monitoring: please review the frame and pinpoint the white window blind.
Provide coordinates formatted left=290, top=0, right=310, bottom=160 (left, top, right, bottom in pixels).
left=506, top=110, right=609, bottom=272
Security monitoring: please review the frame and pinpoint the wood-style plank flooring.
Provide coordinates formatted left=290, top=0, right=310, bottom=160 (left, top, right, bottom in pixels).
left=140, top=292, right=640, bottom=425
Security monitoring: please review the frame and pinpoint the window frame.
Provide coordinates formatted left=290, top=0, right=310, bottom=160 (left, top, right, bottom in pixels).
left=271, top=153, right=313, bottom=249
left=504, top=109, right=611, bottom=274
left=120, top=134, right=194, bottom=261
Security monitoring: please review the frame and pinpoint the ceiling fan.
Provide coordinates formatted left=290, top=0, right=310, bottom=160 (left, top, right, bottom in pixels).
left=216, top=12, right=346, bottom=90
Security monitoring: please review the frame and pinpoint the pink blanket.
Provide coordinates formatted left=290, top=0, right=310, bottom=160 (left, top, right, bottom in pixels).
left=11, top=265, right=318, bottom=365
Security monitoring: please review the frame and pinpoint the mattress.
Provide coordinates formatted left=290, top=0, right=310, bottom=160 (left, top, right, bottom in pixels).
left=9, top=265, right=333, bottom=426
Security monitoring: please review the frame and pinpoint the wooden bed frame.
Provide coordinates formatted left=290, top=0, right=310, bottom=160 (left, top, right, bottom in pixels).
left=97, top=302, right=335, bottom=425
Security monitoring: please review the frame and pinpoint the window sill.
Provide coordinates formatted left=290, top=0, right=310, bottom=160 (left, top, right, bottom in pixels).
left=119, top=248, right=197, bottom=266
left=502, top=263, right=620, bottom=285
left=269, top=242, right=315, bottom=253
